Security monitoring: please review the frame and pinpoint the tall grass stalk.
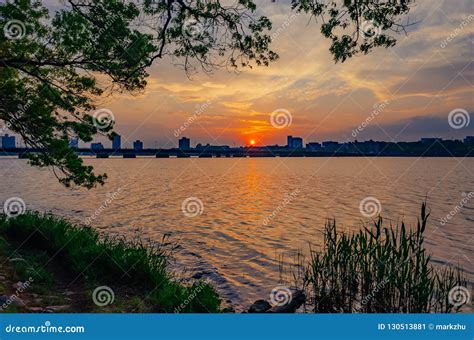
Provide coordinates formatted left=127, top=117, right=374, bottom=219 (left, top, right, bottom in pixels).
left=304, top=203, right=467, bottom=313
left=0, top=212, right=220, bottom=313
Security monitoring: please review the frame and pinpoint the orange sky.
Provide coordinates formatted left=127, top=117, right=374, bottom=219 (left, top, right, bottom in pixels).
left=94, top=0, right=473, bottom=148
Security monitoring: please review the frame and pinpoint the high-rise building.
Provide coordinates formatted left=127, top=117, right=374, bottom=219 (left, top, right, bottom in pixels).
left=179, top=137, right=190, bottom=150
left=1, top=134, right=16, bottom=149
left=287, top=135, right=303, bottom=149
left=69, top=138, right=79, bottom=149
left=133, top=140, right=144, bottom=151
left=287, top=136, right=293, bottom=148
left=112, top=135, right=121, bottom=150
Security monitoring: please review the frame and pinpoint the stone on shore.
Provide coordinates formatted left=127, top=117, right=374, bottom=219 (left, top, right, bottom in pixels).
left=248, top=299, right=272, bottom=313
left=247, top=289, right=306, bottom=313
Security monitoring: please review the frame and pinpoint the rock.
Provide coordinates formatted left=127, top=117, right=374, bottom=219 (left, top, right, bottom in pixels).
left=269, top=290, right=305, bottom=313
left=0, top=294, right=25, bottom=307
left=8, top=258, right=27, bottom=263
left=12, top=281, right=23, bottom=290
left=45, top=305, right=70, bottom=312
left=222, top=307, right=235, bottom=313
left=0, top=295, right=9, bottom=305
left=28, top=307, right=45, bottom=313
left=248, top=299, right=272, bottom=313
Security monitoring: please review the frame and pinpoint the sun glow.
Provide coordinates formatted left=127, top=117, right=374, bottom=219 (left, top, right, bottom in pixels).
left=250, top=139, right=256, bottom=146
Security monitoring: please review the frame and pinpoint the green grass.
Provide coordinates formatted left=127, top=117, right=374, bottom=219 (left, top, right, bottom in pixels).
left=0, top=212, right=221, bottom=313
left=304, top=203, right=468, bottom=313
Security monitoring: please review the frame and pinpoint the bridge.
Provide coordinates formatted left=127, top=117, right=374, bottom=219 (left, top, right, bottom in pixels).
left=0, top=147, right=344, bottom=158
left=1, top=145, right=473, bottom=158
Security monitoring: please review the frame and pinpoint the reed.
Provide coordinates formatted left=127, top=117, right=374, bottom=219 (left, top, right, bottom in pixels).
left=304, top=203, right=467, bottom=313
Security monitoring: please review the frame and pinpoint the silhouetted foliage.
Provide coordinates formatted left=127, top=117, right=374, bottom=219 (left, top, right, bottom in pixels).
left=0, top=0, right=415, bottom=188
left=305, top=203, right=467, bottom=313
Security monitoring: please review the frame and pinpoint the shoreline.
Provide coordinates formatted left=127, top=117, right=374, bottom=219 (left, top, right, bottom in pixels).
left=1, top=206, right=470, bottom=314
left=0, top=212, right=221, bottom=313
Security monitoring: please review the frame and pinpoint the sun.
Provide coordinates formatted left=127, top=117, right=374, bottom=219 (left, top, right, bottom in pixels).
left=250, top=139, right=256, bottom=146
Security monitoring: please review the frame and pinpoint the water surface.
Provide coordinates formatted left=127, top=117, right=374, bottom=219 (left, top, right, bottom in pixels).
left=1, top=157, right=473, bottom=310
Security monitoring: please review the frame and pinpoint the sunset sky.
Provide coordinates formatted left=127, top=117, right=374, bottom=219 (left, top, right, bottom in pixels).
left=93, top=0, right=473, bottom=148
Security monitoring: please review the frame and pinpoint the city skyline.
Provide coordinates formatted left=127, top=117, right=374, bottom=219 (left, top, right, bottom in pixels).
left=1, top=0, right=472, bottom=325
left=4, top=133, right=473, bottom=151
left=83, top=0, right=472, bottom=147
left=2, top=1, right=472, bottom=150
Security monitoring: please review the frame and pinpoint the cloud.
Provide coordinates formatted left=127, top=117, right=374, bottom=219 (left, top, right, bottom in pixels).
left=45, top=0, right=471, bottom=147
left=348, top=114, right=474, bottom=142
left=390, top=62, right=473, bottom=95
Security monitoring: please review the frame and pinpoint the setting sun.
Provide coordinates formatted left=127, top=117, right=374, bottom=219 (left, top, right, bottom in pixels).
left=250, top=139, right=256, bottom=146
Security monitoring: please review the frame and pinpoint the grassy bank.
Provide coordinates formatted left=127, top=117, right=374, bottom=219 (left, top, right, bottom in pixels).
left=0, top=212, right=220, bottom=313
left=304, top=203, right=468, bottom=313
left=1, top=204, right=469, bottom=314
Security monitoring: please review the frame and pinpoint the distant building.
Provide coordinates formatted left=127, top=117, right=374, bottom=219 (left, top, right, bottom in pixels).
left=112, top=135, right=121, bottom=150
left=420, top=137, right=442, bottom=143
left=133, top=140, right=144, bottom=151
left=90, top=142, right=104, bottom=150
left=179, top=137, right=190, bottom=150
left=1, top=134, right=16, bottom=149
left=322, top=141, right=340, bottom=149
left=69, top=138, right=79, bottom=149
left=287, top=136, right=303, bottom=149
left=195, top=143, right=230, bottom=151
left=348, top=140, right=379, bottom=154
left=464, top=136, right=474, bottom=144
left=306, top=142, right=321, bottom=150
